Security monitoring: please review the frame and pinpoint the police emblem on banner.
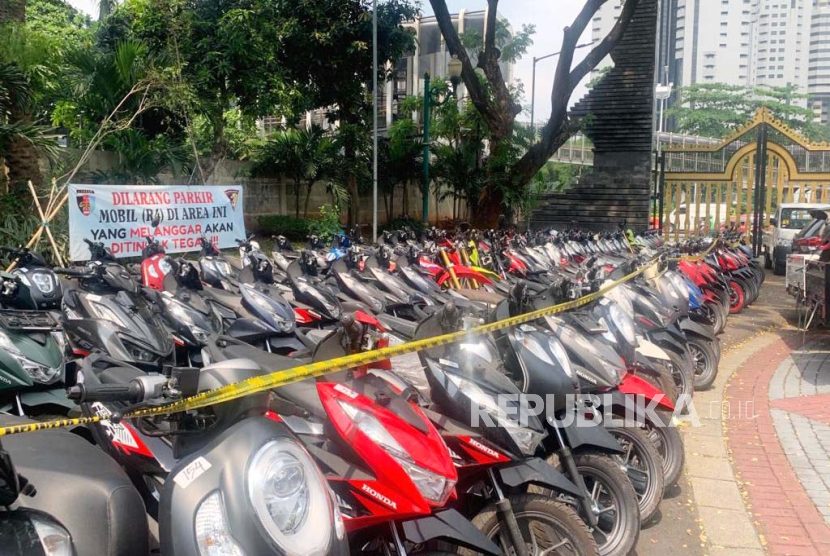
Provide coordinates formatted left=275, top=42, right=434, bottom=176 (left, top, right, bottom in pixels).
left=225, top=189, right=239, bottom=210
left=76, top=189, right=95, bottom=217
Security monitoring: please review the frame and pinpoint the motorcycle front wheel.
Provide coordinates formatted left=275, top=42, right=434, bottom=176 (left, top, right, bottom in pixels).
left=604, top=421, right=665, bottom=523
left=463, top=494, right=600, bottom=556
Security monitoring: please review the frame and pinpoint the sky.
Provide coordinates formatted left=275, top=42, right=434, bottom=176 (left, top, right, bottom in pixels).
left=67, top=0, right=592, bottom=122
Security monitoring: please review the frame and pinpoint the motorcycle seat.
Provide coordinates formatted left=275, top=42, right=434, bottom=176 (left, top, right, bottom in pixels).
left=219, top=343, right=326, bottom=417
left=0, top=415, right=149, bottom=556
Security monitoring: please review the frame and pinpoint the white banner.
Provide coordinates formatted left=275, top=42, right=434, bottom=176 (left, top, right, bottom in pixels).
left=68, top=184, right=245, bottom=261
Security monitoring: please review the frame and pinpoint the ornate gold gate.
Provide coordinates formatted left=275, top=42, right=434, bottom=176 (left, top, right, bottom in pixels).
left=661, top=108, right=830, bottom=253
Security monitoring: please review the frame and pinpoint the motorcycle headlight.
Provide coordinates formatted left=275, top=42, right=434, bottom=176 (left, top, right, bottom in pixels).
left=0, top=331, right=60, bottom=384
left=669, top=273, right=691, bottom=303
left=598, top=355, right=627, bottom=383
left=338, top=401, right=455, bottom=505
left=776, top=237, right=790, bottom=246
left=609, top=303, right=637, bottom=344
left=195, top=491, right=244, bottom=556
left=445, top=372, right=545, bottom=456
left=164, top=298, right=195, bottom=327
left=514, top=330, right=554, bottom=366
left=247, top=438, right=337, bottom=556
left=547, top=337, right=574, bottom=379
left=30, top=271, right=55, bottom=294
left=30, top=514, right=73, bottom=556
left=122, top=340, right=159, bottom=363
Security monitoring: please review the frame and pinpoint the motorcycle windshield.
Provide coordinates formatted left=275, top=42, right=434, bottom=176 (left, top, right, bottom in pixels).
left=239, top=283, right=296, bottom=333
left=94, top=293, right=172, bottom=354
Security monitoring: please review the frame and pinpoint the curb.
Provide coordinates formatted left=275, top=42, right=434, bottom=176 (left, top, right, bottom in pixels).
left=681, top=331, right=779, bottom=555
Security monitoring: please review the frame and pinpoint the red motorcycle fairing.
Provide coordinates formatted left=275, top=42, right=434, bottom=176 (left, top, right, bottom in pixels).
left=141, top=254, right=169, bottom=291
left=317, top=382, right=457, bottom=530
left=444, top=434, right=512, bottom=467
left=294, top=307, right=317, bottom=324
left=436, top=265, right=494, bottom=287
left=618, top=373, right=675, bottom=412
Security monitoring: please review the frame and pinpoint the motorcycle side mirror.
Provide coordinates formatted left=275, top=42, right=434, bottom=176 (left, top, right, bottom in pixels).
left=0, top=441, right=21, bottom=506
left=151, top=213, right=162, bottom=228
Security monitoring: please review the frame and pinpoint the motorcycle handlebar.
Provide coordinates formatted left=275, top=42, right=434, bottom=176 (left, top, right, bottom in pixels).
left=53, top=267, right=96, bottom=278
left=67, top=383, right=142, bottom=404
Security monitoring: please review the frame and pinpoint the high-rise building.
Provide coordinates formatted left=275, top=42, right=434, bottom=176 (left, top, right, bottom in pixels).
left=809, top=0, right=830, bottom=122
left=591, top=0, right=827, bottom=123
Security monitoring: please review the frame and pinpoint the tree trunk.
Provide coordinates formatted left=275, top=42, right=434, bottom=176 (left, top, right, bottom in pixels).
left=294, top=179, right=301, bottom=218
left=0, top=0, right=25, bottom=23
left=384, top=190, right=391, bottom=221
left=5, top=135, right=43, bottom=193
left=474, top=187, right=505, bottom=228
left=303, top=181, right=313, bottom=218
left=347, top=173, right=358, bottom=226
left=402, top=180, right=408, bottom=217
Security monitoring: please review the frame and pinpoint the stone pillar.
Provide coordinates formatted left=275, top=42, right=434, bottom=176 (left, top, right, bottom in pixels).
left=531, top=0, right=658, bottom=232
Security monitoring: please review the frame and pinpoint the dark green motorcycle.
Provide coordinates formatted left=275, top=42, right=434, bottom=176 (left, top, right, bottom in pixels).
left=0, top=248, right=73, bottom=416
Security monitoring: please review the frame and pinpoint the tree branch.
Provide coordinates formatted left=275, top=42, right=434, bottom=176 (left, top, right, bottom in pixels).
left=508, top=0, right=640, bottom=188
left=548, top=0, right=606, bottom=125
left=569, top=0, right=639, bottom=86
left=428, top=0, right=495, bottom=123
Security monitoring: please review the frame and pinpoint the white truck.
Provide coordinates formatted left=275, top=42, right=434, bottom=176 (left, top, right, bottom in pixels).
left=763, top=202, right=830, bottom=275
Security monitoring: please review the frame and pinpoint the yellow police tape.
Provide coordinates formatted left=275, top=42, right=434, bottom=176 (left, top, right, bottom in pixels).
left=0, top=248, right=712, bottom=437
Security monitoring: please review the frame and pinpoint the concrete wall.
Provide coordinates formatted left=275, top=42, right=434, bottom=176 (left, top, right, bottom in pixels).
left=68, top=149, right=455, bottom=229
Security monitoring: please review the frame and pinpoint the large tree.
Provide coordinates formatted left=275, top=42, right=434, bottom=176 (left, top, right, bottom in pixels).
left=668, top=82, right=829, bottom=141
left=428, top=0, right=640, bottom=225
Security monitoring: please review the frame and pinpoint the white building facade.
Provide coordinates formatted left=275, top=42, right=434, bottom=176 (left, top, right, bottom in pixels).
left=592, top=0, right=830, bottom=119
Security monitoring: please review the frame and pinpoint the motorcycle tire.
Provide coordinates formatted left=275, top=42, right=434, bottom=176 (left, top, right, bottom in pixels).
left=688, top=337, right=718, bottom=391
left=634, top=366, right=678, bottom=406
left=644, top=410, right=685, bottom=490
left=604, top=421, right=665, bottom=523
left=462, top=494, right=600, bottom=556
left=728, top=280, right=746, bottom=314
left=667, top=350, right=695, bottom=403
left=569, top=452, right=640, bottom=556
left=702, top=302, right=725, bottom=335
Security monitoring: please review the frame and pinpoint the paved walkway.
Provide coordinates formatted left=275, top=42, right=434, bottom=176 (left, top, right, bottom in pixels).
left=707, top=271, right=830, bottom=556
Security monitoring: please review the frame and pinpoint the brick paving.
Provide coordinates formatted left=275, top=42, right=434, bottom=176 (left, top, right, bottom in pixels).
left=726, top=336, right=830, bottom=555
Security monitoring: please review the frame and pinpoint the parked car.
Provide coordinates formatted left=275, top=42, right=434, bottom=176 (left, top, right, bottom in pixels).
left=789, top=208, right=830, bottom=269
left=763, top=203, right=830, bottom=275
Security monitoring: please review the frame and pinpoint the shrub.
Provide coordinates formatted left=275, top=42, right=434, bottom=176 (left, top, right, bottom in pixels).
left=256, top=214, right=312, bottom=242
left=307, top=204, right=342, bottom=242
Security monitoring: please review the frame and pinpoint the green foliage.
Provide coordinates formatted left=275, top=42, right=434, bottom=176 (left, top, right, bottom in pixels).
left=192, top=108, right=256, bottom=159
left=460, top=18, right=535, bottom=63
left=307, top=204, right=342, bottom=242
left=26, top=0, right=92, bottom=45
left=531, top=161, right=579, bottom=192
left=250, top=125, right=337, bottom=217
left=256, top=214, right=312, bottom=242
left=668, top=83, right=830, bottom=140
left=587, top=66, right=611, bottom=90
left=91, top=128, right=190, bottom=184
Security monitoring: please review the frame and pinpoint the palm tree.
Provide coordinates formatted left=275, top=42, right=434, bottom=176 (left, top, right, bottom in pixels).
left=98, top=0, right=117, bottom=21
left=251, top=125, right=336, bottom=218
left=0, top=62, right=58, bottom=193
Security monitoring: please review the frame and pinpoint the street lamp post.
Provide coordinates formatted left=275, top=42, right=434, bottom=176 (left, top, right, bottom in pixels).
left=422, top=55, right=463, bottom=225
left=530, top=41, right=595, bottom=136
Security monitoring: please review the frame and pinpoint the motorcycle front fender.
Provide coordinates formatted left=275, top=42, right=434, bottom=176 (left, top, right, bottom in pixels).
left=679, top=317, right=715, bottom=342
left=400, top=508, right=503, bottom=556
left=617, top=375, right=675, bottom=411
left=558, top=417, right=624, bottom=455
left=498, top=457, right=581, bottom=497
